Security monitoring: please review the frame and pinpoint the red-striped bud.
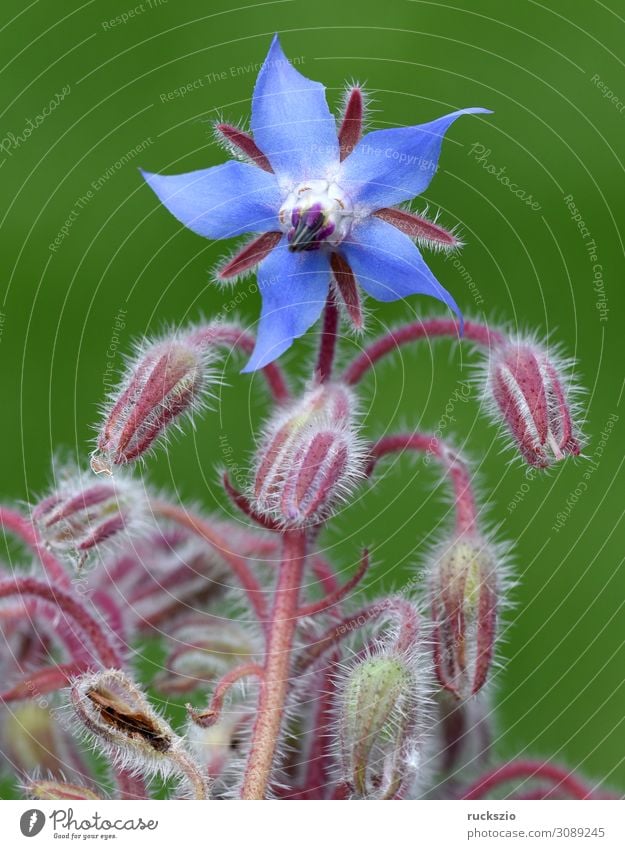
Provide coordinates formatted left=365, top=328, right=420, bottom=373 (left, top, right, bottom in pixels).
left=91, top=332, right=217, bottom=473
left=487, top=339, right=582, bottom=468
left=252, top=383, right=364, bottom=525
left=429, top=536, right=499, bottom=699
left=33, top=469, right=146, bottom=569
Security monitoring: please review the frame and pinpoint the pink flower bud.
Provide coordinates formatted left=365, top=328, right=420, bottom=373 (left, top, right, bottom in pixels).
left=429, top=536, right=499, bottom=699
left=32, top=469, right=146, bottom=569
left=336, top=647, right=426, bottom=799
left=253, top=383, right=365, bottom=525
left=92, top=332, right=216, bottom=472
left=487, top=339, right=582, bottom=468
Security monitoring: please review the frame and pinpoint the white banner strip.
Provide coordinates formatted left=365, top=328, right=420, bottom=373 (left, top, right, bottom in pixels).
left=1, top=799, right=623, bottom=848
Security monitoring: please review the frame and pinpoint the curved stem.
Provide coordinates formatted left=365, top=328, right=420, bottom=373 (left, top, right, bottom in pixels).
left=188, top=324, right=289, bottom=402
left=0, top=506, right=70, bottom=587
left=150, top=500, right=268, bottom=623
left=461, top=760, right=594, bottom=801
left=343, top=318, right=505, bottom=386
left=368, top=434, right=478, bottom=535
left=169, top=749, right=211, bottom=799
left=297, top=597, right=418, bottom=673
left=315, top=290, right=339, bottom=383
left=297, top=549, right=369, bottom=617
left=0, top=576, right=122, bottom=668
left=241, top=529, right=307, bottom=799
left=188, top=663, right=263, bottom=727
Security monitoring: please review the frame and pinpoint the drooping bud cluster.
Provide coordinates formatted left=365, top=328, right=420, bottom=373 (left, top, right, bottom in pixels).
left=336, top=647, right=425, bottom=799
left=252, top=382, right=365, bottom=525
left=428, top=536, right=499, bottom=699
left=71, top=669, right=209, bottom=798
left=91, top=330, right=217, bottom=474
left=486, top=338, right=582, bottom=468
left=32, top=468, right=147, bottom=569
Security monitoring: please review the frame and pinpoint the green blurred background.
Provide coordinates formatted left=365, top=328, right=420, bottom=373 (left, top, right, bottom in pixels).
left=1, top=0, right=624, bottom=797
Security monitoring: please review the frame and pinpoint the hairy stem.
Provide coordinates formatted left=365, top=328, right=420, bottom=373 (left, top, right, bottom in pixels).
left=0, top=576, right=122, bottom=668
left=188, top=663, right=263, bottom=727
left=367, top=434, right=478, bottom=535
left=188, top=324, right=289, bottom=402
left=241, top=529, right=306, bottom=799
left=461, top=760, right=594, bottom=800
left=0, top=506, right=71, bottom=587
left=343, top=318, right=505, bottom=385
left=150, top=500, right=268, bottom=623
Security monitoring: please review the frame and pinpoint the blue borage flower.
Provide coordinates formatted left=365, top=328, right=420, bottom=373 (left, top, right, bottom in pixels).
left=142, top=35, right=491, bottom=372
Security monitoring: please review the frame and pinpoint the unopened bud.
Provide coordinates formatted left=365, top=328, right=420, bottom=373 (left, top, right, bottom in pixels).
left=72, top=670, right=211, bottom=798
left=33, top=468, right=146, bottom=569
left=429, top=536, right=499, bottom=699
left=253, top=383, right=365, bottom=525
left=92, top=332, right=217, bottom=472
left=26, top=779, right=103, bottom=800
left=155, top=617, right=258, bottom=695
left=487, top=339, right=582, bottom=468
left=337, top=649, right=423, bottom=799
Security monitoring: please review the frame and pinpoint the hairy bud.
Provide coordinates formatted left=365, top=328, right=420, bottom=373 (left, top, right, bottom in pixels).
left=155, top=617, right=258, bottom=695
left=486, top=339, right=582, bottom=468
left=32, top=469, right=147, bottom=569
left=91, top=331, right=217, bottom=473
left=26, top=779, right=103, bottom=801
left=71, top=669, right=209, bottom=798
left=253, top=383, right=365, bottom=525
left=429, top=536, right=499, bottom=699
left=337, top=649, right=424, bottom=799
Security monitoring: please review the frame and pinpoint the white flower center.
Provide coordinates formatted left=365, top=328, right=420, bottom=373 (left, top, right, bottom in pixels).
left=278, top=180, right=353, bottom=252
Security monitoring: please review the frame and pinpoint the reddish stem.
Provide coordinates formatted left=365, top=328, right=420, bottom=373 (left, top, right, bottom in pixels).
left=189, top=323, right=289, bottom=403
left=297, top=597, right=418, bottom=673
left=187, top=663, right=263, bottom=728
left=315, top=289, right=339, bottom=383
left=297, top=549, right=369, bottom=617
left=150, top=500, right=268, bottom=623
left=461, top=760, right=594, bottom=801
left=0, top=506, right=70, bottom=587
left=241, top=529, right=307, bottom=799
left=1, top=662, right=87, bottom=702
left=368, top=434, right=478, bottom=535
left=0, top=577, right=122, bottom=668
left=343, top=318, right=505, bottom=386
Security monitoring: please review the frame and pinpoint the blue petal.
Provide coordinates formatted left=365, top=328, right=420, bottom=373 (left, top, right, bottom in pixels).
left=251, top=34, right=340, bottom=184
left=141, top=161, right=282, bottom=239
left=339, top=217, right=463, bottom=324
left=242, top=237, right=331, bottom=372
left=338, top=108, right=492, bottom=210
